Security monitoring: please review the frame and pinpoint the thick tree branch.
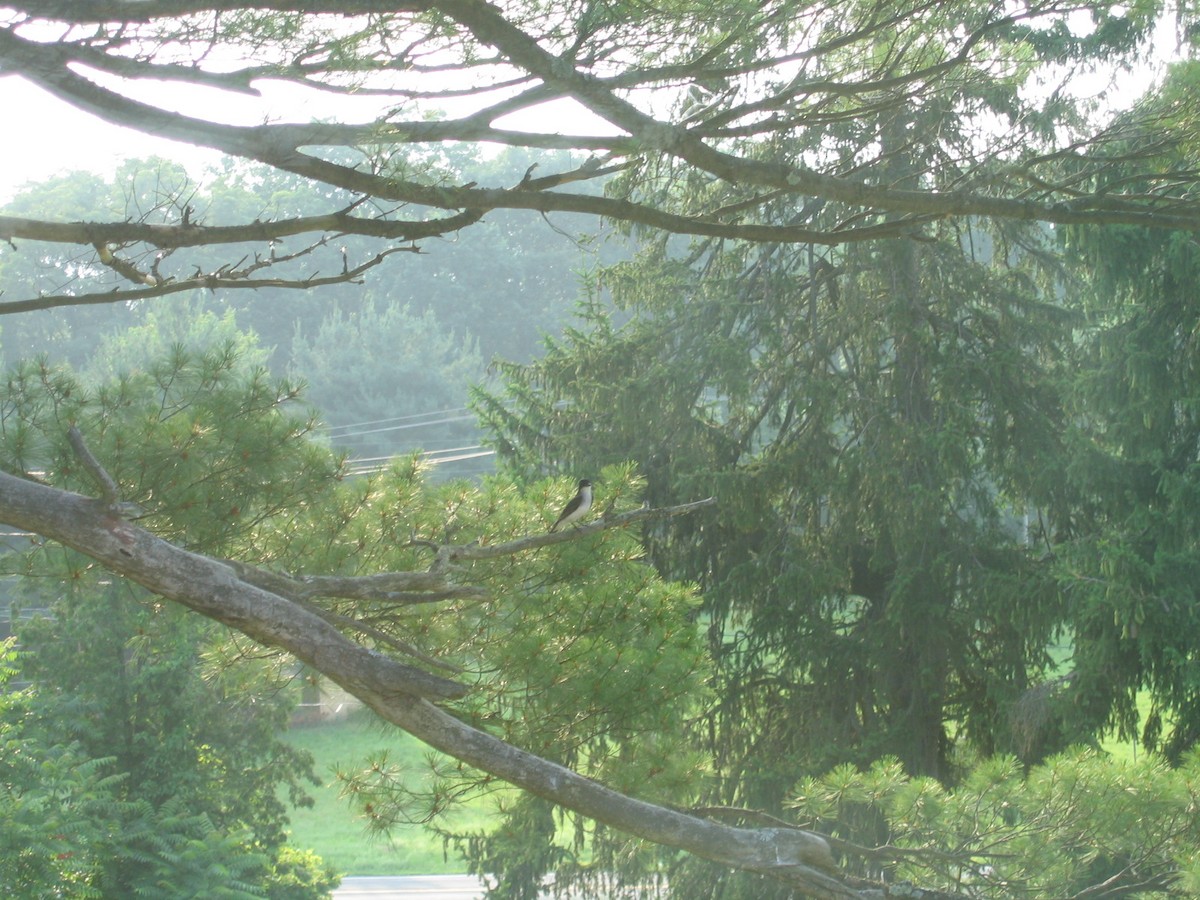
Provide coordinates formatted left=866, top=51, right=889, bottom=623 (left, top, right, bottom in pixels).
left=360, top=696, right=851, bottom=897
left=226, top=559, right=466, bottom=673
left=0, top=467, right=880, bottom=897
left=0, top=471, right=468, bottom=702
left=0, top=42, right=915, bottom=244
left=431, top=0, right=1200, bottom=231
left=0, top=207, right=484, bottom=249
left=4, top=3, right=1197, bottom=291
left=3, top=1, right=433, bottom=21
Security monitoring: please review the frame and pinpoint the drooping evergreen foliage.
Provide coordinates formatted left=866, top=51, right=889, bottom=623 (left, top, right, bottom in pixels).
left=479, top=213, right=1074, bottom=781
left=789, top=748, right=1200, bottom=897
left=1046, top=64, right=1200, bottom=759
left=478, top=20, right=1096, bottom=791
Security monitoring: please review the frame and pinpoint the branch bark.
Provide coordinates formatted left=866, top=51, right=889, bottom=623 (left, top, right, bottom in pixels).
left=0, top=468, right=870, bottom=896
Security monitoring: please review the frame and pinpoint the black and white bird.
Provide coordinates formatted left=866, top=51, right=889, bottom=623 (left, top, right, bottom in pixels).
left=550, top=479, right=592, bottom=532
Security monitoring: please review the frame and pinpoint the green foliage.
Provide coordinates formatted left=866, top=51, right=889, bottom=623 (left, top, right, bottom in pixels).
left=307, top=463, right=711, bottom=897
left=86, top=303, right=270, bottom=383
left=476, top=34, right=1200, bottom=890
left=1050, top=217, right=1200, bottom=755
left=790, top=749, right=1200, bottom=897
left=476, top=48, right=1148, bottom=891
left=3, top=633, right=331, bottom=900
left=482, top=215, right=1074, bottom=790
left=0, top=343, right=338, bottom=557
left=0, top=640, right=114, bottom=898
left=263, top=847, right=342, bottom=900
left=289, top=298, right=482, bottom=458
left=1024, top=80, right=1200, bottom=757
left=94, top=798, right=265, bottom=900
left=0, top=339, right=710, bottom=898
left=283, top=714, right=493, bottom=875
left=1, top=346, right=342, bottom=898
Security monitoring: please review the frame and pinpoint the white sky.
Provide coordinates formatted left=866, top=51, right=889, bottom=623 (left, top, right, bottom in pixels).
left=0, top=71, right=405, bottom=204
left=0, top=68, right=616, bottom=205
left=0, top=82, right=200, bottom=202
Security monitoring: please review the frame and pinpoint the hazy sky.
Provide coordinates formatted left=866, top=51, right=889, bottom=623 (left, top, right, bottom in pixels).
left=0, top=66, right=609, bottom=205
left=1, top=75, right=352, bottom=204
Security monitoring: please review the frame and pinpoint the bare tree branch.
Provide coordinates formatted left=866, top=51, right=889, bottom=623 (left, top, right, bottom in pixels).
left=66, top=425, right=123, bottom=509
left=0, top=247, right=415, bottom=315
left=226, top=498, right=716, bottom=604
left=0, top=207, right=484, bottom=249
left=444, top=496, right=718, bottom=561
left=3, top=0, right=1197, bottom=313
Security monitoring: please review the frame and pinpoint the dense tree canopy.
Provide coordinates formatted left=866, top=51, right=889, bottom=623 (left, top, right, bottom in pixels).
left=3, top=2, right=1200, bottom=898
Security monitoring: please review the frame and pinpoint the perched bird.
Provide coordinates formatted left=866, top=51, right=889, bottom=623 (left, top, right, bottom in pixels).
left=550, top=479, right=592, bottom=532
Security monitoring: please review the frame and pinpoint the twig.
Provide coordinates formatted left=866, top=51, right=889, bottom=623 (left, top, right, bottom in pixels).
left=67, top=426, right=118, bottom=504
left=65, top=425, right=141, bottom=516
left=307, top=603, right=465, bottom=674
left=0, top=247, right=413, bottom=316
left=447, top=496, right=718, bottom=561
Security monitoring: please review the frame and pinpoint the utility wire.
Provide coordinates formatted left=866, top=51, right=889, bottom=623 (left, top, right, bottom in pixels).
left=345, top=448, right=494, bottom=477
left=347, top=444, right=490, bottom=465
left=323, top=414, right=478, bottom=440
left=319, top=407, right=472, bottom=434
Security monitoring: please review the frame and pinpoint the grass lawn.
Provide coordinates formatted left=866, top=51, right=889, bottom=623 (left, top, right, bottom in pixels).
left=281, top=710, right=491, bottom=876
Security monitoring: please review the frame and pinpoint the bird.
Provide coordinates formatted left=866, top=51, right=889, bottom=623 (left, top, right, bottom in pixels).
left=550, top=479, right=592, bottom=532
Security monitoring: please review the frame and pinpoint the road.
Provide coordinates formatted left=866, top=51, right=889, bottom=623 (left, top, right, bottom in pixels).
left=333, top=875, right=486, bottom=899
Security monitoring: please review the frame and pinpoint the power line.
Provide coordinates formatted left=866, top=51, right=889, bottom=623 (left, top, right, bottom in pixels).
left=319, top=407, right=472, bottom=435
left=323, top=414, right=478, bottom=441
left=347, top=444, right=490, bottom=465
left=345, top=448, right=495, bottom=477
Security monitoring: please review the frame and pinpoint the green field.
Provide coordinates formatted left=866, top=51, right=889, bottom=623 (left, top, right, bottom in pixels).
left=281, top=711, right=486, bottom=876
